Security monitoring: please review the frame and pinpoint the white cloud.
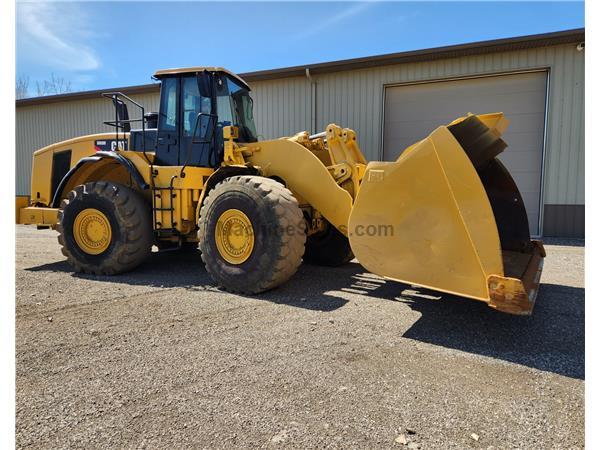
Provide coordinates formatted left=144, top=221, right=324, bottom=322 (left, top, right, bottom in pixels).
left=17, top=2, right=100, bottom=71
left=295, top=2, right=377, bottom=40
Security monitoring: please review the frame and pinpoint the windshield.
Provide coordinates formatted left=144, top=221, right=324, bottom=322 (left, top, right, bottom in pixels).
left=224, top=77, right=258, bottom=143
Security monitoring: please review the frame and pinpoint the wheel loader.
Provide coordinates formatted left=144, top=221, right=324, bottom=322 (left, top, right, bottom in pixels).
left=16, top=67, right=545, bottom=315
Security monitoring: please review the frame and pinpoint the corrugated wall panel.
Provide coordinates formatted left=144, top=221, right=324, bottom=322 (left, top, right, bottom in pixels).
left=16, top=92, right=160, bottom=195
left=16, top=43, right=584, bottom=236
left=250, top=77, right=311, bottom=140
left=306, top=43, right=583, bottom=209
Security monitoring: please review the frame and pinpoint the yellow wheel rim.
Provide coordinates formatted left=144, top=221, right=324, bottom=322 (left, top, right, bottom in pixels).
left=73, top=208, right=112, bottom=255
left=215, top=209, right=254, bottom=264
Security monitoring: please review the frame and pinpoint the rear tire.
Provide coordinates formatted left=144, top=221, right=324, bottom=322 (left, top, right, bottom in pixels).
left=57, top=182, right=153, bottom=275
left=198, top=176, right=306, bottom=294
left=303, top=221, right=354, bottom=266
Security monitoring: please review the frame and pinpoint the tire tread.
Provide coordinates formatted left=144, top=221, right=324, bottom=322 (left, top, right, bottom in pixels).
left=57, top=182, right=152, bottom=275
left=199, top=175, right=306, bottom=294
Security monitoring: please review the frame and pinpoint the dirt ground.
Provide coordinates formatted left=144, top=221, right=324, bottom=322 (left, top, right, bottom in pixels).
left=15, top=225, right=584, bottom=449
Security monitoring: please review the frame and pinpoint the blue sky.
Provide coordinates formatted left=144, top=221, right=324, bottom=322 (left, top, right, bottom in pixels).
left=16, top=1, right=584, bottom=95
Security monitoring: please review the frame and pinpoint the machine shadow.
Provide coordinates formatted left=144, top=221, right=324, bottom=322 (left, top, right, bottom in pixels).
left=26, top=253, right=584, bottom=379
left=25, top=250, right=350, bottom=312
left=324, top=264, right=585, bottom=380
left=284, top=259, right=584, bottom=379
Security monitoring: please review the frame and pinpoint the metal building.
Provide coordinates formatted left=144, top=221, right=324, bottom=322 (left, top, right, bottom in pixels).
left=16, top=28, right=585, bottom=237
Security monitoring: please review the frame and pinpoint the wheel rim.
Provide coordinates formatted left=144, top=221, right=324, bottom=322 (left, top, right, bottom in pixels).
left=73, top=208, right=112, bottom=255
left=215, top=209, right=254, bottom=264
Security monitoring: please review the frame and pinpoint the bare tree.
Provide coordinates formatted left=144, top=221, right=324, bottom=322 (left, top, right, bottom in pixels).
left=16, top=75, right=30, bottom=99
left=35, top=73, right=72, bottom=96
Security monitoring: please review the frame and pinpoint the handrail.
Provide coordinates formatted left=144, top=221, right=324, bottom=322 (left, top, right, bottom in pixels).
left=101, top=92, right=152, bottom=165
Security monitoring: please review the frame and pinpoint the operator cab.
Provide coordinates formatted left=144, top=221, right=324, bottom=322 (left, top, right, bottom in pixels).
left=130, top=67, right=258, bottom=168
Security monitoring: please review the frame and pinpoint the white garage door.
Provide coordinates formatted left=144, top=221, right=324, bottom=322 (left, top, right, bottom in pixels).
left=382, top=71, right=547, bottom=236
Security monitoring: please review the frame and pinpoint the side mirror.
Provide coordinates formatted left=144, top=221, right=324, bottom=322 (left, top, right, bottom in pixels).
left=111, top=97, right=130, bottom=132
left=197, top=71, right=214, bottom=98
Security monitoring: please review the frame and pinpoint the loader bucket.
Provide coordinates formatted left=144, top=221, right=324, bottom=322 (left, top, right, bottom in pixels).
left=348, top=113, right=545, bottom=315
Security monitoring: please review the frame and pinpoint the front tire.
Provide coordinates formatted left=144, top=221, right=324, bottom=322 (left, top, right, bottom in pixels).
left=57, top=182, right=153, bottom=275
left=198, top=176, right=306, bottom=294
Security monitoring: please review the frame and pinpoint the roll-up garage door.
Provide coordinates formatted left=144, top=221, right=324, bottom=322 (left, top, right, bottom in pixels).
left=382, top=71, right=547, bottom=236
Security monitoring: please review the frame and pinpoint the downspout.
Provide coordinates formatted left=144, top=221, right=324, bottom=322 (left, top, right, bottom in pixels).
left=305, top=68, right=317, bottom=134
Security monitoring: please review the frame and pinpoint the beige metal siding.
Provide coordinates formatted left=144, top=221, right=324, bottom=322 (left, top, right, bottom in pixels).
left=16, top=42, right=584, bottom=236
left=16, top=92, right=160, bottom=195
left=311, top=43, right=583, bottom=207
left=382, top=71, right=548, bottom=235
left=250, top=77, right=311, bottom=139
left=250, top=43, right=584, bottom=235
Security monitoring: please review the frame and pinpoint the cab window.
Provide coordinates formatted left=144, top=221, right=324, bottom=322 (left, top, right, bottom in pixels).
left=182, top=76, right=211, bottom=136
left=158, top=78, right=177, bottom=131
left=215, top=77, right=234, bottom=126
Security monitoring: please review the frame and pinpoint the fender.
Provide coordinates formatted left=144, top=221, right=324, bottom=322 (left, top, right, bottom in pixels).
left=51, top=151, right=148, bottom=207
left=195, top=165, right=259, bottom=222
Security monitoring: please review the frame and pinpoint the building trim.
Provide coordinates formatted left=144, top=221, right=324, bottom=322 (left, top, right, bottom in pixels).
left=16, top=28, right=583, bottom=108
left=538, top=69, right=552, bottom=239
left=16, top=83, right=160, bottom=107
left=543, top=204, right=585, bottom=238
left=242, top=28, right=582, bottom=81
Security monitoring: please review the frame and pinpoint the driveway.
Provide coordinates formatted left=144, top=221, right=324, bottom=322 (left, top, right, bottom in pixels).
left=16, top=226, right=584, bottom=449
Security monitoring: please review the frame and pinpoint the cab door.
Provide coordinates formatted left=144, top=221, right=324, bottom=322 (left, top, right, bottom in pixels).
left=179, top=76, right=215, bottom=167
left=155, top=77, right=180, bottom=166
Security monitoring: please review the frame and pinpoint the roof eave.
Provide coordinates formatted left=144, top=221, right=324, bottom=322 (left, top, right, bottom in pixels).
left=240, top=27, right=585, bottom=82
left=16, top=28, right=584, bottom=107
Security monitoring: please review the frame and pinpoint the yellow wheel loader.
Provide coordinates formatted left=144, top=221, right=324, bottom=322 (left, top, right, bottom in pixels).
left=16, top=67, right=545, bottom=315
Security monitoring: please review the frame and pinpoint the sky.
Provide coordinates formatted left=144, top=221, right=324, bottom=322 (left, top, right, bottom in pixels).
left=16, top=1, right=584, bottom=95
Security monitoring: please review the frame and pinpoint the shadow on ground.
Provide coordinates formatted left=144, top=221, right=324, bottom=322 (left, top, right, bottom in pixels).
left=352, top=276, right=584, bottom=380
left=26, top=250, right=584, bottom=379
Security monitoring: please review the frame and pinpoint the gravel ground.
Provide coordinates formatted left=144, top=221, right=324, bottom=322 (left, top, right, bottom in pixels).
left=16, top=225, right=584, bottom=449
